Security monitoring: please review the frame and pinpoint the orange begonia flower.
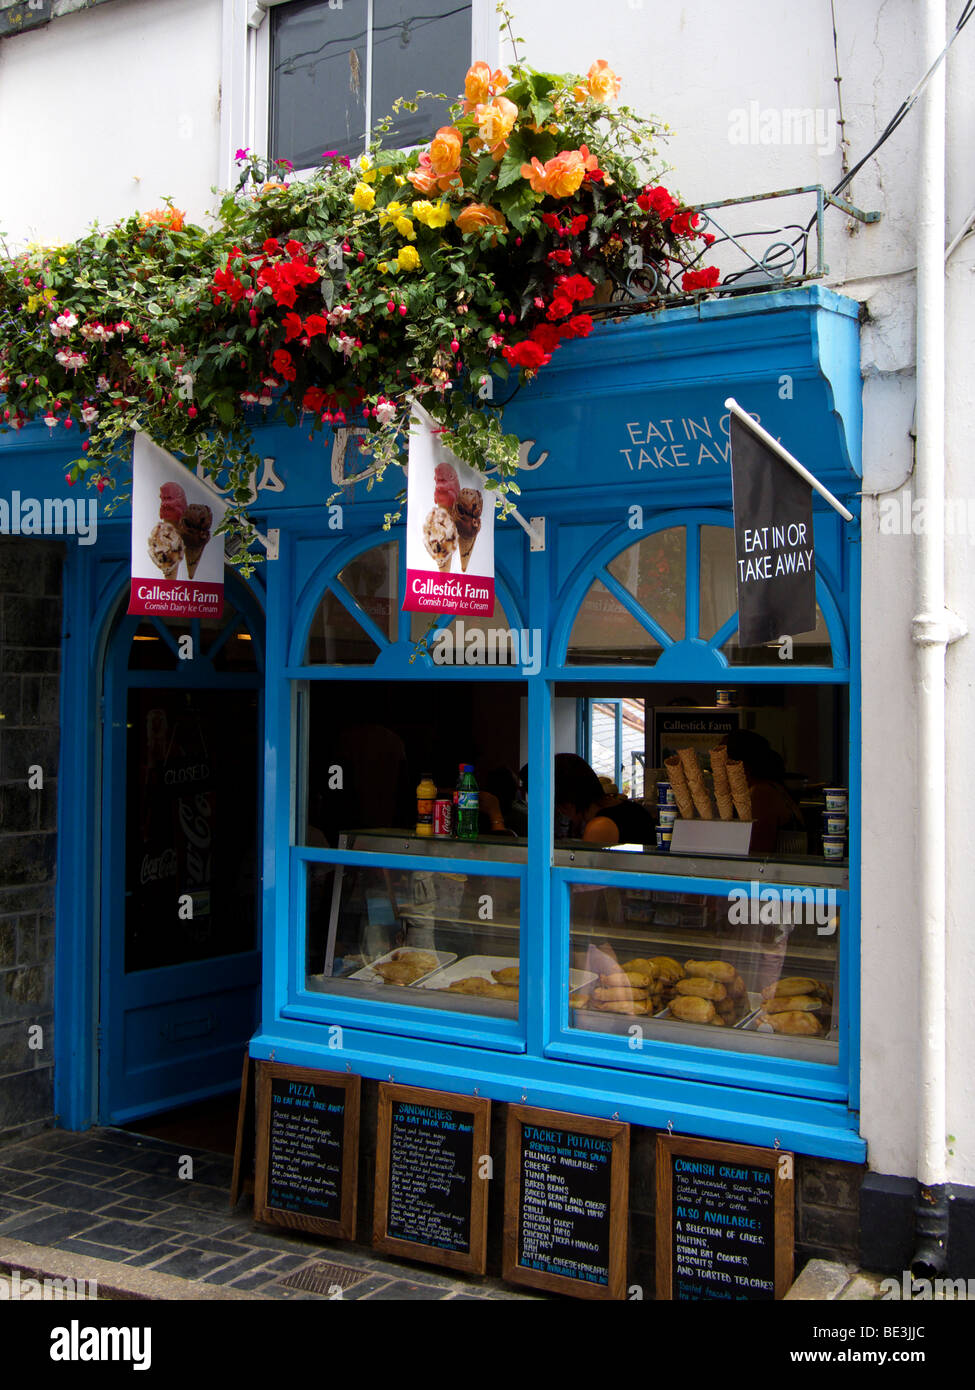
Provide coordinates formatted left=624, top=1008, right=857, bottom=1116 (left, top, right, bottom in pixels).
left=456, top=202, right=508, bottom=235
left=429, top=125, right=463, bottom=178
left=471, top=96, right=518, bottom=160
left=139, top=207, right=185, bottom=231
left=521, top=157, right=549, bottom=194
left=573, top=59, right=622, bottom=104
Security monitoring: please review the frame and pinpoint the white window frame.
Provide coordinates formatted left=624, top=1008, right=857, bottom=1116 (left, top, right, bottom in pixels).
left=219, top=0, right=500, bottom=187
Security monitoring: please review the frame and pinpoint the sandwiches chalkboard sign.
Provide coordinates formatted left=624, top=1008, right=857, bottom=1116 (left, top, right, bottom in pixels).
left=503, top=1105, right=629, bottom=1300
left=373, top=1084, right=491, bottom=1274
left=254, top=1062, right=360, bottom=1240
left=656, top=1133, right=794, bottom=1300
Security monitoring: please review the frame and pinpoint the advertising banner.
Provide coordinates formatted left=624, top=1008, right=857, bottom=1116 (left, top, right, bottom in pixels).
left=128, top=432, right=227, bottom=618
left=402, top=403, right=495, bottom=617
left=729, top=414, right=816, bottom=646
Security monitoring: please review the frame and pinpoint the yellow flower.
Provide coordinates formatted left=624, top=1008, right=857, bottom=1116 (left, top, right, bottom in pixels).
left=412, top=200, right=452, bottom=229
left=394, top=175, right=406, bottom=186
left=352, top=182, right=376, bottom=211
left=397, top=245, right=421, bottom=272
left=358, top=155, right=376, bottom=182
left=378, top=262, right=389, bottom=273
left=394, top=215, right=416, bottom=240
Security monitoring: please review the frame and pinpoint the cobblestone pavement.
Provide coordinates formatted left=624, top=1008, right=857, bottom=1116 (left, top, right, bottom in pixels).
left=0, top=1127, right=545, bottom=1300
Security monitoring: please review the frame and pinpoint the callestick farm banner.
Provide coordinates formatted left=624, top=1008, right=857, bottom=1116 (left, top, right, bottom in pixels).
left=128, top=432, right=227, bottom=619
left=403, top=403, right=495, bottom=617
left=729, top=414, right=816, bottom=646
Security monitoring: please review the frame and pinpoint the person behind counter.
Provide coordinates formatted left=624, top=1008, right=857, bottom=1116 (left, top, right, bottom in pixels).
left=718, top=729, right=805, bottom=855
left=554, top=753, right=657, bottom=846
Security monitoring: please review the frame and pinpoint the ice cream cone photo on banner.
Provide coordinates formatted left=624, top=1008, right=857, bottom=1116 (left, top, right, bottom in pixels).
left=128, top=431, right=228, bottom=619
left=403, top=401, right=495, bottom=617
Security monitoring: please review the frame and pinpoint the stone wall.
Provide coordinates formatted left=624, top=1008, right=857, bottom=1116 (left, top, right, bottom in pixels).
left=0, top=539, right=62, bottom=1141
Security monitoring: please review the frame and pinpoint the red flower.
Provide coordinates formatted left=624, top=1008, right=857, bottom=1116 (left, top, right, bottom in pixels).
left=547, top=249, right=573, bottom=266
left=562, top=313, right=594, bottom=339
left=271, top=348, right=296, bottom=380
left=568, top=214, right=588, bottom=235
left=302, top=386, right=327, bottom=413
left=213, top=267, right=244, bottom=303
left=670, top=209, right=700, bottom=236
left=502, top=340, right=550, bottom=370
left=304, top=314, right=330, bottom=338
left=530, top=323, right=562, bottom=354
left=285, top=239, right=303, bottom=258
left=282, top=312, right=303, bottom=341
left=546, top=294, right=574, bottom=320
left=637, top=185, right=678, bottom=220
left=681, top=266, right=721, bottom=291
left=541, top=213, right=561, bottom=230
left=702, top=232, right=716, bottom=246
left=562, top=274, right=595, bottom=302
left=262, top=238, right=281, bottom=256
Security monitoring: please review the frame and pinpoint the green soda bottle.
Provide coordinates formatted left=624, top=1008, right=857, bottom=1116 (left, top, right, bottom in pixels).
left=455, top=763, right=479, bottom=841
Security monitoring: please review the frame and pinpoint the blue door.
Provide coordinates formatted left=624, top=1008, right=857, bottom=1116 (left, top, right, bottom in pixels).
left=99, top=583, right=265, bottom=1123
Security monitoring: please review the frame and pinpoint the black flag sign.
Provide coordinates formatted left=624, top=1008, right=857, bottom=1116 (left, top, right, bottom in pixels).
left=729, top=414, right=817, bottom=647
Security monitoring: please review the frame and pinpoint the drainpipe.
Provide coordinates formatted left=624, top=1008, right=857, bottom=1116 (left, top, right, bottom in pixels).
left=910, top=0, right=966, bottom=1277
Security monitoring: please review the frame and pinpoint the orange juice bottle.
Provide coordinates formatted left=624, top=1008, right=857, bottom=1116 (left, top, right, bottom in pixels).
left=416, top=774, right=437, bottom=837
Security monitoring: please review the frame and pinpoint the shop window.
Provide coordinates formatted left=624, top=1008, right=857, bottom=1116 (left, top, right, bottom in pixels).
left=269, top=0, right=473, bottom=167
left=606, top=527, right=686, bottom=641
left=566, top=880, right=840, bottom=1065
left=410, top=594, right=515, bottom=663
left=563, top=520, right=840, bottom=669
left=127, top=609, right=259, bottom=673
left=304, top=539, right=397, bottom=664
left=567, top=579, right=665, bottom=665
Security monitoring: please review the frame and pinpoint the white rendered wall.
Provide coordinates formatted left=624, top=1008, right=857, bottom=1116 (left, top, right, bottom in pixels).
left=0, top=0, right=222, bottom=249
left=2, top=0, right=974, bottom=1185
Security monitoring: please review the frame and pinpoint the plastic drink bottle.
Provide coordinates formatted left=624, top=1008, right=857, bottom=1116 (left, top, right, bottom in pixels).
left=454, top=764, right=479, bottom=841
left=416, top=774, right=437, bottom=836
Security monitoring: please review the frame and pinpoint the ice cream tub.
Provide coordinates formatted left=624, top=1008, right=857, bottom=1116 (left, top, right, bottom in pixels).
left=658, top=807, right=678, bottom=828
left=657, top=781, right=676, bottom=806
left=823, top=835, right=845, bottom=860
left=824, top=787, right=848, bottom=812
left=822, top=812, right=847, bottom=836
left=655, top=828, right=673, bottom=850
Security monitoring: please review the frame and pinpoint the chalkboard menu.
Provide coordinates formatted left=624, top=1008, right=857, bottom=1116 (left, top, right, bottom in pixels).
left=656, top=1134, right=794, bottom=1300
left=373, top=1084, right=490, bottom=1274
left=254, top=1063, right=360, bottom=1239
left=503, top=1105, right=629, bottom=1300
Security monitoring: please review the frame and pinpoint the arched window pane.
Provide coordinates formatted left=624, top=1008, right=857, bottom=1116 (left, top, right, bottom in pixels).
left=606, top=528, right=686, bottom=641
left=410, top=595, right=514, bottom=663
left=723, top=604, right=833, bottom=666
left=567, top=579, right=663, bottom=665
left=337, top=541, right=398, bottom=643
left=305, top=590, right=382, bottom=665
left=699, top=525, right=738, bottom=639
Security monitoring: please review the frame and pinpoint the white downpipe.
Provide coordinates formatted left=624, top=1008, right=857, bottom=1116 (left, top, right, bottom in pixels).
left=912, top=0, right=954, bottom=1200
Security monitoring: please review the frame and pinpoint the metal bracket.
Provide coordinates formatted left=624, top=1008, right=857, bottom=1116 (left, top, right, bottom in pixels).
left=510, top=508, right=546, bottom=551
left=912, top=609, right=968, bottom=647
left=254, top=527, right=280, bottom=561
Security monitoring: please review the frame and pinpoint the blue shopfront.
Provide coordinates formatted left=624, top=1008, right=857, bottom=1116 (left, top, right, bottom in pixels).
left=1, top=285, right=865, bottom=1173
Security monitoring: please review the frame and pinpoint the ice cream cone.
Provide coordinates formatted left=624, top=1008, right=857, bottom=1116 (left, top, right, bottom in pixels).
left=162, top=562, right=179, bottom=580
left=436, top=553, right=453, bottom=572
left=184, top=545, right=206, bottom=579
left=458, top=536, right=477, bottom=572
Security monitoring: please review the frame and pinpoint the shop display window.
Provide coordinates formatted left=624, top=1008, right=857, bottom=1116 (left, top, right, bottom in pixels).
left=565, top=877, right=840, bottom=1064
left=305, top=850, right=522, bottom=1018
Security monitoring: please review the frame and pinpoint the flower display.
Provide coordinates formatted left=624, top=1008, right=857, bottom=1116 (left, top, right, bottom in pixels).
left=0, top=48, right=722, bottom=560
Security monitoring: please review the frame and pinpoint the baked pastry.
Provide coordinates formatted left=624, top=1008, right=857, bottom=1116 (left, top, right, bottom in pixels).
left=675, top=977, right=727, bottom=1002
left=763, top=994, right=824, bottom=1014
left=763, top=1010, right=823, bottom=1036
left=670, top=996, right=716, bottom=1024
left=492, top=966, right=519, bottom=985
left=685, top=960, right=736, bottom=984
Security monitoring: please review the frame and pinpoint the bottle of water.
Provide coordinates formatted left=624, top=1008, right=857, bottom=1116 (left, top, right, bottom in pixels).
left=455, top=763, right=479, bottom=841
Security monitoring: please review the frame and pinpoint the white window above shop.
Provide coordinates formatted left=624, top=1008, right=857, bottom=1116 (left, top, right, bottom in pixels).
left=222, top=0, right=499, bottom=183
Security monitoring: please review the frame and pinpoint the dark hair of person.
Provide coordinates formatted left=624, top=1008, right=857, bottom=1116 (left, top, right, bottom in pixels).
left=723, top=729, right=787, bottom=785
left=482, top=766, right=519, bottom=814
left=553, top=753, right=604, bottom=814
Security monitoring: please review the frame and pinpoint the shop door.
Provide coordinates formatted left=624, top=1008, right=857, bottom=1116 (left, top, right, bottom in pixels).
left=99, top=592, right=264, bottom=1124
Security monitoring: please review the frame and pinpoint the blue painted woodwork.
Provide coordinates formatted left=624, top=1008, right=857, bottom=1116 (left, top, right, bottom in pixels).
left=0, top=285, right=864, bottom=1155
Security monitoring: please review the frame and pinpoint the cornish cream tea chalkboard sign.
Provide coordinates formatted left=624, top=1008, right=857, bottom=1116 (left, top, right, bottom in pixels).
left=656, top=1133, right=794, bottom=1300
left=503, top=1105, right=629, bottom=1300
left=373, top=1084, right=490, bottom=1274
left=254, top=1063, right=360, bottom=1240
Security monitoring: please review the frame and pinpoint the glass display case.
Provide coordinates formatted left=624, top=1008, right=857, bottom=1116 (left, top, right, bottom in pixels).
left=304, top=832, right=524, bottom=1019
left=559, top=846, right=844, bottom=1063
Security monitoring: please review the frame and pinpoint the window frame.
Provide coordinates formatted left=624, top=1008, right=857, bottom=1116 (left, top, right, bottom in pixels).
left=220, top=0, right=499, bottom=184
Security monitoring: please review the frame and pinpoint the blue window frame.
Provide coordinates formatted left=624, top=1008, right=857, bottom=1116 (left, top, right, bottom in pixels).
left=258, top=490, right=860, bottom=1158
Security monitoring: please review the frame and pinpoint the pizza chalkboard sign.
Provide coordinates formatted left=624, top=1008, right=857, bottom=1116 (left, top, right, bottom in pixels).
left=656, top=1134, right=794, bottom=1300
left=373, top=1084, right=490, bottom=1274
left=254, top=1062, right=360, bottom=1240
left=503, top=1105, right=629, bottom=1300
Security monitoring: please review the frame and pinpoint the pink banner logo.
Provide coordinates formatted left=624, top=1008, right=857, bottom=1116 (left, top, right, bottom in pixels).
left=129, top=578, right=223, bottom=618
left=405, top=570, right=494, bottom=616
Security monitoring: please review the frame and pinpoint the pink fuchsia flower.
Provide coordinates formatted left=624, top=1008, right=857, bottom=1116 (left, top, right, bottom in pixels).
left=96, top=375, right=110, bottom=392
left=239, top=391, right=260, bottom=404
left=81, top=406, right=99, bottom=426
left=331, top=333, right=355, bottom=359
left=43, top=413, right=58, bottom=430
left=235, top=147, right=251, bottom=161
left=115, top=320, right=132, bottom=334
left=374, top=399, right=397, bottom=426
